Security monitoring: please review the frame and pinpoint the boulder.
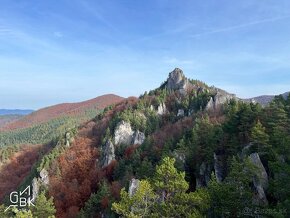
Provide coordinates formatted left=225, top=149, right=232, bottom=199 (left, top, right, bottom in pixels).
left=128, top=178, right=140, bottom=197
left=177, top=109, right=185, bottom=117
left=102, top=140, right=115, bottom=167
left=132, top=130, right=145, bottom=145
left=249, top=153, right=269, bottom=205
left=114, top=121, right=134, bottom=146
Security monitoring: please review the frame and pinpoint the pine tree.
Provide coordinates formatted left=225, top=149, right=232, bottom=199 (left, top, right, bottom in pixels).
left=251, top=120, right=271, bottom=155
left=208, top=157, right=255, bottom=217
left=112, top=180, right=157, bottom=218
left=31, top=192, right=56, bottom=218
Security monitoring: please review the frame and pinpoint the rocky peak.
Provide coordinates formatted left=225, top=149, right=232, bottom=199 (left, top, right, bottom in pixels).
left=166, top=68, right=190, bottom=91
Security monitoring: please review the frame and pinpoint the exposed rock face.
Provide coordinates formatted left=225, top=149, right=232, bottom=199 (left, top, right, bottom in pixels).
left=32, top=178, right=39, bottom=202
left=31, top=168, right=49, bottom=201
left=128, top=178, right=140, bottom=197
left=132, top=130, right=145, bottom=145
left=102, top=140, right=115, bottom=167
left=114, top=121, right=146, bottom=146
left=173, top=151, right=186, bottom=164
left=196, top=162, right=211, bottom=188
left=157, top=103, right=167, bottom=115
left=177, top=109, right=185, bottom=117
left=166, top=68, right=191, bottom=93
left=206, top=97, right=215, bottom=111
left=214, top=153, right=226, bottom=183
left=65, top=131, right=74, bottom=147
left=39, top=168, right=49, bottom=185
left=249, top=153, right=269, bottom=205
left=114, top=121, right=134, bottom=146
left=206, top=89, right=236, bottom=111
left=101, top=121, right=145, bottom=168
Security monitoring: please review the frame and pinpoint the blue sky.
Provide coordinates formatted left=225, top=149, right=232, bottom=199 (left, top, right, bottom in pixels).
left=1, top=0, right=290, bottom=109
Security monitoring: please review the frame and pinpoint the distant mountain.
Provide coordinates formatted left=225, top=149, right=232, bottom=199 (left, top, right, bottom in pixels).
left=1, top=94, right=123, bottom=131
left=243, top=91, right=290, bottom=106
left=0, top=109, right=34, bottom=115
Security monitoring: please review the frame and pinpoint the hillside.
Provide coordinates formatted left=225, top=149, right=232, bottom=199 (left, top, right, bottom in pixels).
left=0, top=94, right=123, bottom=148
left=0, top=115, right=23, bottom=128
left=1, top=69, right=289, bottom=218
left=1, top=94, right=123, bottom=131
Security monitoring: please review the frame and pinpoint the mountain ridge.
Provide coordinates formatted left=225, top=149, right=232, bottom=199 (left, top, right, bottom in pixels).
left=1, top=94, right=124, bottom=131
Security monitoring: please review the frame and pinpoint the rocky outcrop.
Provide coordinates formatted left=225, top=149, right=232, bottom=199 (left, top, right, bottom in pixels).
left=157, top=103, right=167, bottom=115
left=165, top=68, right=191, bottom=94
left=114, top=121, right=134, bottom=146
left=196, top=162, right=211, bottom=188
left=132, top=130, right=145, bottom=145
left=65, top=131, right=74, bottom=147
left=114, top=121, right=146, bottom=146
left=128, top=178, right=140, bottom=197
left=249, top=153, right=269, bottom=205
left=206, top=89, right=236, bottom=111
left=102, top=140, right=115, bottom=167
left=173, top=151, right=186, bottom=164
left=206, top=97, right=215, bottom=111
left=32, top=168, right=49, bottom=201
left=101, top=121, right=145, bottom=168
left=214, top=153, right=226, bottom=183
left=177, top=109, right=185, bottom=117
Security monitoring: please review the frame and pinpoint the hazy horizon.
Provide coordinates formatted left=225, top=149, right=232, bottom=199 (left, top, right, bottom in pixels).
left=1, top=0, right=290, bottom=109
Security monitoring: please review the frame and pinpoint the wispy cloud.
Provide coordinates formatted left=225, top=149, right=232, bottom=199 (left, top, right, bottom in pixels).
left=0, top=26, right=13, bottom=35
left=189, top=15, right=290, bottom=38
left=78, top=0, right=117, bottom=32
left=163, top=57, right=194, bottom=65
left=53, top=31, right=63, bottom=38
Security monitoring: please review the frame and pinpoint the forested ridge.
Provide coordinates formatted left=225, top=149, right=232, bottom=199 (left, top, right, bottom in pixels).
left=1, top=69, right=289, bottom=217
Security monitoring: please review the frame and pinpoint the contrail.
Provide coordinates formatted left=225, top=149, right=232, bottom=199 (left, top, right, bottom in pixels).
left=190, top=15, right=290, bottom=38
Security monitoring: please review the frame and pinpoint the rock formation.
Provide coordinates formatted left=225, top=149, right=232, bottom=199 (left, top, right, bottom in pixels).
left=102, top=121, right=145, bottom=167
left=177, top=109, right=185, bottom=117
left=214, top=153, right=226, bottom=183
left=102, top=140, right=115, bottom=167
left=65, top=131, right=74, bottom=147
left=196, top=162, right=211, bottom=188
left=249, top=153, right=269, bottom=205
left=128, top=178, right=140, bottom=197
left=165, top=68, right=191, bottom=94
left=114, top=121, right=134, bottom=146
left=132, top=130, right=145, bottom=145
left=206, top=89, right=236, bottom=111
left=31, top=168, right=49, bottom=201
left=157, top=103, right=167, bottom=115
